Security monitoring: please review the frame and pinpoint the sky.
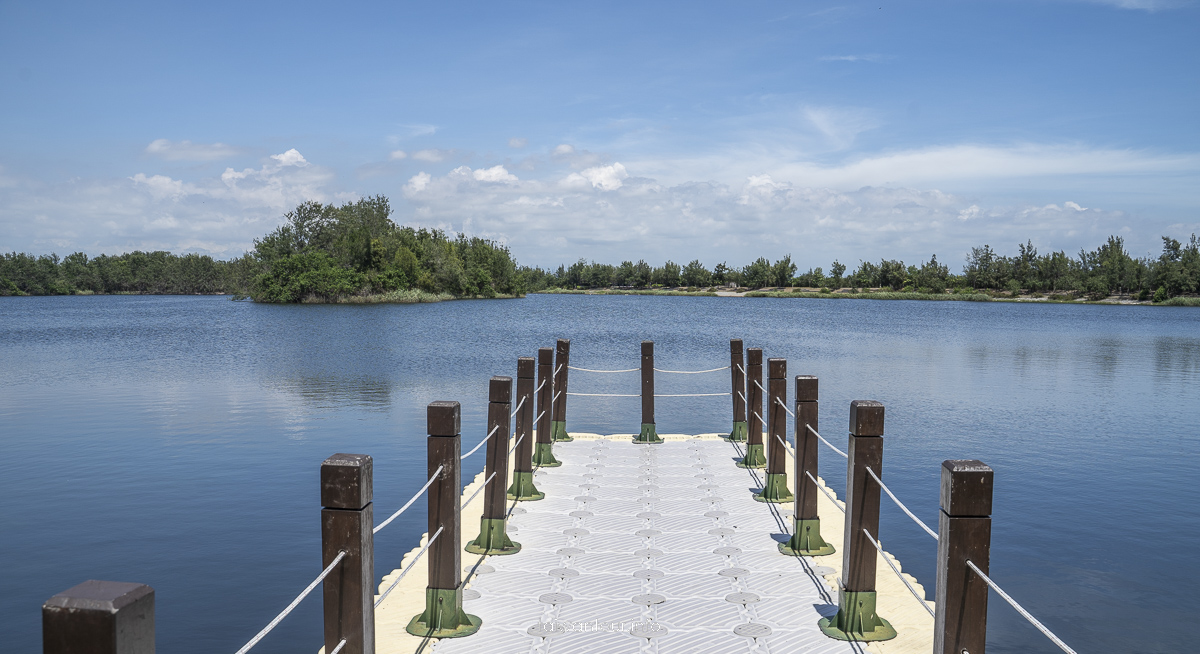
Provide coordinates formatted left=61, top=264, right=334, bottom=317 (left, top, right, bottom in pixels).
left=1, top=0, right=1197, bottom=271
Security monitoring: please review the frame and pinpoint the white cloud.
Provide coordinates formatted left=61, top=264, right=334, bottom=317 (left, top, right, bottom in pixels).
left=803, top=106, right=880, bottom=150
left=269, top=149, right=308, bottom=167
left=412, top=149, right=452, bottom=162
left=1077, top=0, right=1187, bottom=9
left=405, top=172, right=432, bottom=194
left=389, top=150, right=408, bottom=160
left=509, top=137, right=528, bottom=149
left=819, top=54, right=884, bottom=62
left=563, top=163, right=628, bottom=191
left=473, top=165, right=518, bottom=183
left=144, top=139, right=239, bottom=162
left=552, top=144, right=575, bottom=156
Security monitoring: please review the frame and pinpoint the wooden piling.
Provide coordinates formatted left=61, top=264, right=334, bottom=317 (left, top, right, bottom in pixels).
left=466, top=377, right=521, bottom=554
left=550, top=339, right=573, bottom=441
left=781, top=375, right=835, bottom=555
left=507, top=358, right=543, bottom=500
left=738, top=347, right=767, bottom=468
left=636, top=340, right=662, bottom=443
left=43, top=580, right=155, bottom=654
left=934, top=460, right=994, bottom=654
left=729, top=339, right=747, bottom=442
left=321, top=453, right=375, bottom=654
left=819, top=400, right=896, bottom=641
left=755, top=358, right=793, bottom=502
left=406, top=401, right=481, bottom=638
left=532, top=348, right=561, bottom=467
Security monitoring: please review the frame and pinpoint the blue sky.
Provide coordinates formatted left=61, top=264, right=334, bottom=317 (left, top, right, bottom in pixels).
left=1, top=0, right=1197, bottom=270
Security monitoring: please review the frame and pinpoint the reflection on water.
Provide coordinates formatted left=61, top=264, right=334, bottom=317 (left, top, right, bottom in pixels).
left=1, top=295, right=1197, bottom=654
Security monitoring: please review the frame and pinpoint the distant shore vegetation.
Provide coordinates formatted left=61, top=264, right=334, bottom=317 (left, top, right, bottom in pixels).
left=1, top=196, right=524, bottom=303
left=521, top=235, right=1200, bottom=305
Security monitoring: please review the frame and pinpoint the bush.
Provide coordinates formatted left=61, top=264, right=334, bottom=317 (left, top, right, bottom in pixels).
left=1153, top=286, right=1168, bottom=303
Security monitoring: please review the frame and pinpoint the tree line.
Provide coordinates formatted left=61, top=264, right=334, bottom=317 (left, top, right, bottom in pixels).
left=1, top=195, right=524, bottom=302
left=521, top=234, right=1200, bottom=301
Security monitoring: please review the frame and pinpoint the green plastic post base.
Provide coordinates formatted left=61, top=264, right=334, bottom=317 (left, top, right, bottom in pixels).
left=634, top=423, right=663, bottom=444
left=754, top=472, right=795, bottom=503
left=506, top=471, right=544, bottom=501
left=818, top=590, right=897, bottom=642
left=550, top=420, right=573, bottom=442
left=531, top=442, right=561, bottom=467
left=779, top=517, right=836, bottom=556
left=736, top=443, right=767, bottom=468
left=406, top=588, right=482, bottom=638
left=465, top=517, right=522, bottom=555
left=728, top=421, right=748, bottom=442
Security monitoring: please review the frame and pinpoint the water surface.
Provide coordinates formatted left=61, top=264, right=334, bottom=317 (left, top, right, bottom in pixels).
left=2, top=294, right=1197, bottom=653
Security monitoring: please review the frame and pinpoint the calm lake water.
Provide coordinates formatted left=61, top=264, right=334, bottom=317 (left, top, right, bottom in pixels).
left=2, top=294, right=1198, bottom=653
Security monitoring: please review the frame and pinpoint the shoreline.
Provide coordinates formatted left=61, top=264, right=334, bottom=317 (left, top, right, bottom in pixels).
left=533, top=287, right=1200, bottom=306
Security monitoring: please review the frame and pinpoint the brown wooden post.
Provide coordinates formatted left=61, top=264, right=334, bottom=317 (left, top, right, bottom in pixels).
left=934, top=460, right=994, bottom=654
left=532, top=348, right=561, bottom=467
left=43, top=581, right=154, bottom=654
left=507, top=358, right=543, bottom=500
left=466, top=377, right=521, bottom=555
left=321, top=453, right=375, bottom=654
left=819, top=400, right=896, bottom=641
left=728, top=339, right=747, bottom=442
left=781, top=375, right=835, bottom=555
left=756, top=358, right=794, bottom=502
left=636, top=340, right=662, bottom=443
left=406, top=401, right=481, bottom=637
left=550, top=339, right=573, bottom=441
left=738, top=347, right=766, bottom=468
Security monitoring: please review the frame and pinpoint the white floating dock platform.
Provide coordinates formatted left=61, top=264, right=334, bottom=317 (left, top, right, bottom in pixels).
left=373, top=434, right=933, bottom=654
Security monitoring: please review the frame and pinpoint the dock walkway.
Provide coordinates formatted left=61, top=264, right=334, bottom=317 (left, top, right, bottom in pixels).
left=376, top=433, right=933, bottom=654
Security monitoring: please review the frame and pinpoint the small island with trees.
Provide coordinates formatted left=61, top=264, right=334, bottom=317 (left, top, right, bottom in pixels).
left=2, top=195, right=1198, bottom=306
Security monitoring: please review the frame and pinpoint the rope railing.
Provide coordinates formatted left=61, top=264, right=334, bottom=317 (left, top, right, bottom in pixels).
left=654, top=365, right=730, bottom=374
left=374, top=465, right=443, bottom=535
left=753, top=379, right=766, bottom=393
left=460, top=425, right=500, bottom=460
left=965, top=560, right=1078, bottom=654
left=554, top=364, right=563, bottom=377
left=374, top=526, right=444, bottom=608
left=775, top=396, right=795, bottom=417
left=553, top=391, right=561, bottom=403
left=866, top=467, right=939, bottom=541
left=566, top=392, right=639, bottom=397
left=654, top=392, right=731, bottom=397
left=806, top=424, right=847, bottom=459
left=806, top=470, right=845, bottom=512
left=737, top=390, right=746, bottom=404
left=461, top=471, right=497, bottom=510
left=535, top=378, right=546, bottom=393
left=862, top=529, right=935, bottom=619
left=509, top=395, right=526, bottom=418
left=736, top=363, right=745, bottom=375
left=328, top=639, right=347, bottom=654
left=508, top=433, right=525, bottom=455
left=568, top=366, right=639, bottom=373
left=233, top=550, right=346, bottom=654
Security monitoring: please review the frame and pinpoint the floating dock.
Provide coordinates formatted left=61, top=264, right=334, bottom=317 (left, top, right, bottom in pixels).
left=372, top=433, right=934, bottom=654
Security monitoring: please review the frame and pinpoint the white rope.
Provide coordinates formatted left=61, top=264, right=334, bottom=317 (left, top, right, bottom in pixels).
left=753, top=379, right=766, bottom=393
left=806, top=471, right=844, bottom=512
left=777, top=434, right=794, bottom=457
left=328, top=639, right=347, bottom=654
left=508, top=433, right=525, bottom=455
left=509, top=395, right=526, bottom=418
left=460, top=425, right=500, bottom=460
left=751, top=409, right=764, bottom=423
left=461, top=471, right=497, bottom=510
left=807, top=424, right=847, bottom=459
left=555, top=364, right=563, bottom=377
left=534, top=410, right=546, bottom=423
left=737, top=390, right=747, bottom=404
left=569, top=366, right=639, bottom=373
left=566, top=392, right=639, bottom=397
left=654, top=392, right=732, bottom=397
left=374, top=526, right=444, bottom=608
left=653, top=365, right=730, bottom=374
left=775, top=396, right=795, bottom=417
left=736, top=363, right=745, bottom=375
left=866, top=467, right=939, bottom=541
left=553, top=391, right=561, bottom=403
left=234, top=550, right=346, bottom=654
left=536, top=378, right=547, bottom=393
left=374, top=465, right=443, bottom=534
left=966, top=560, right=1078, bottom=653
left=862, top=529, right=935, bottom=619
